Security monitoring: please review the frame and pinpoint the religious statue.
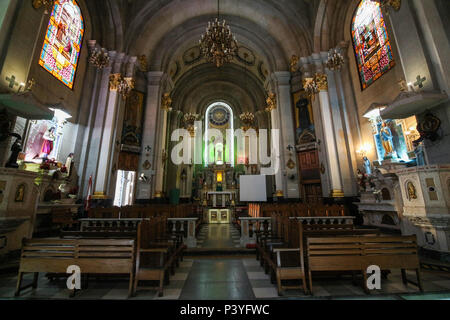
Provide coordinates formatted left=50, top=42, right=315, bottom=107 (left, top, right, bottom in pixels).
left=5, top=133, right=22, bottom=168
left=296, top=98, right=314, bottom=136
left=380, top=121, right=394, bottom=158
left=363, top=156, right=372, bottom=175
left=65, top=153, right=74, bottom=176
left=41, top=127, right=56, bottom=159
left=406, top=181, right=417, bottom=200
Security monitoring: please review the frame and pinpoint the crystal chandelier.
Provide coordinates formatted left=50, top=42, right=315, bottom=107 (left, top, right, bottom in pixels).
left=199, top=0, right=238, bottom=68
left=326, top=48, right=345, bottom=71
left=89, top=47, right=110, bottom=69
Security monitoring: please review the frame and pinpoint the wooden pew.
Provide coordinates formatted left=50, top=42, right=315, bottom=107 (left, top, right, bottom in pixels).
left=307, top=235, right=423, bottom=294
left=132, top=219, right=183, bottom=297
left=15, top=238, right=135, bottom=297
left=268, top=222, right=380, bottom=296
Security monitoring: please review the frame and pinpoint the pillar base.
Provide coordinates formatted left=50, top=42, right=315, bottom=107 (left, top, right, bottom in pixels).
left=330, top=189, right=345, bottom=198
left=275, top=190, right=284, bottom=197
left=91, top=192, right=109, bottom=200
left=154, top=191, right=164, bottom=198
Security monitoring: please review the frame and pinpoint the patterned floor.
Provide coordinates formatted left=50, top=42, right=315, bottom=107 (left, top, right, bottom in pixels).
left=1, top=257, right=450, bottom=300
left=196, top=224, right=241, bottom=248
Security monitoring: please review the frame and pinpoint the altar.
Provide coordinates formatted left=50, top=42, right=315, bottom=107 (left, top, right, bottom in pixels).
left=206, top=191, right=234, bottom=208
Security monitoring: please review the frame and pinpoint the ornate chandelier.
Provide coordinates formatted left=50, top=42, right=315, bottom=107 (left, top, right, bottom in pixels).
left=89, top=47, right=110, bottom=69
left=239, top=112, right=255, bottom=131
left=199, top=0, right=238, bottom=68
left=183, top=113, right=199, bottom=136
left=326, top=48, right=345, bottom=71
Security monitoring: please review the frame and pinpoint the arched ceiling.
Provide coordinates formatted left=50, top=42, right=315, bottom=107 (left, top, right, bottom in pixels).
left=88, top=0, right=333, bottom=118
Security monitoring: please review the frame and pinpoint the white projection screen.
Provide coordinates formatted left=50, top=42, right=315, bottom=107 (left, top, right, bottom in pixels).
left=239, top=175, right=268, bottom=202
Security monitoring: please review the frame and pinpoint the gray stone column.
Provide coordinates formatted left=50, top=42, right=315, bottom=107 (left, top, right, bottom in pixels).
left=81, top=50, right=116, bottom=197
left=311, top=54, right=344, bottom=198
left=136, top=72, right=166, bottom=200
left=271, top=72, right=300, bottom=198
left=94, top=52, right=126, bottom=196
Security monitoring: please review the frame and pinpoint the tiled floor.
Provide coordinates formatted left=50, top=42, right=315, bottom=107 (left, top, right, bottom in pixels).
left=196, top=224, right=241, bottom=248
left=1, top=256, right=450, bottom=300
left=2, top=224, right=450, bottom=300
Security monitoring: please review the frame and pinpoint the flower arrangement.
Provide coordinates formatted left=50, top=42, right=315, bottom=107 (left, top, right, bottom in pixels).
left=303, top=78, right=319, bottom=99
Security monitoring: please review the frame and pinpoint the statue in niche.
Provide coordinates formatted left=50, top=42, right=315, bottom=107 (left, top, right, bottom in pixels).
left=297, top=98, right=314, bottom=134
left=380, top=121, right=394, bottom=158
left=406, top=181, right=417, bottom=201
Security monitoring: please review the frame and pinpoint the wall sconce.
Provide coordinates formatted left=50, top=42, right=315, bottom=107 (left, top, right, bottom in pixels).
left=356, top=143, right=372, bottom=157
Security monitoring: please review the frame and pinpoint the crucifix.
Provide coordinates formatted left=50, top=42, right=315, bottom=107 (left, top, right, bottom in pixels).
left=414, top=75, right=427, bottom=89
left=5, top=75, right=19, bottom=89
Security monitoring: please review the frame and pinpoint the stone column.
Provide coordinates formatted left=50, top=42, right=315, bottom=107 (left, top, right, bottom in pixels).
left=312, top=53, right=344, bottom=198
left=265, top=79, right=284, bottom=197
left=81, top=50, right=116, bottom=197
left=321, top=50, right=358, bottom=196
left=154, top=78, right=173, bottom=198
left=136, top=72, right=168, bottom=200
left=271, top=72, right=300, bottom=198
left=94, top=52, right=126, bottom=196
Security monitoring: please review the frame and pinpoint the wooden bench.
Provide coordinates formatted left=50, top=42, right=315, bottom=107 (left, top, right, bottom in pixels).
left=307, top=235, right=423, bottom=294
left=133, top=219, right=185, bottom=297
left=267, top=222, right=380, bottom=296
left=15, top=238, right=135, bottom=297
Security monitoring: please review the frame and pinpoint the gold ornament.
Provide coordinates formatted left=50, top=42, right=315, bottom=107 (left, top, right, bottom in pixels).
left=314, top=73, right=328, bottom=91
left=290, top=55, right=299, bottom=73
left=109, top=73, right=121, bottom=91
left=161, top=93, right=172, bottom=111
left=265, top=92, right=277, bottom=112
left=138, top=55, right=148, bottom=72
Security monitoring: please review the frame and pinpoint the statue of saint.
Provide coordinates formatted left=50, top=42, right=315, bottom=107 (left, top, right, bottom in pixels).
left=296, top=98, right=314, bottom=135
left=41, top=127, right=56, bottom=159
left=5, top=134, right=22, bottom=168
left=380, top=121, right=394, bottom=158
left=363, top=156, right=372, bottom=175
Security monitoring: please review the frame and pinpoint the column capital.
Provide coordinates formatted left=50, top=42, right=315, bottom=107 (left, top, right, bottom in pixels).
left=270, top=71, right=291, bottom=86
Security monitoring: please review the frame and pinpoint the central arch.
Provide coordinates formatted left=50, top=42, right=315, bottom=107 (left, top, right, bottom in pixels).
left=204, top=102, right=235, bottom=167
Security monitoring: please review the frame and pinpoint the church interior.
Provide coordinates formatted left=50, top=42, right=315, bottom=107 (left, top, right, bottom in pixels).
left=0, top=0, right=450, bottom=304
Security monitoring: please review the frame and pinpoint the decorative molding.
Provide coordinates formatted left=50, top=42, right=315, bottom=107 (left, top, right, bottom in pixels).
left=161, top=93, right=172, bottom=111
left=290, top=55, right=299, bottom=73
left=109, top=73, right=121, bottom=91
left=314, top=73, right=328, bottom=91
left=138, top=55, right=148, bottom=72
left=265, top=92, right=277, bottom=112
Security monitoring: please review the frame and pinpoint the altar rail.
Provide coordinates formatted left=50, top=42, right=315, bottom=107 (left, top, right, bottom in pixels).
left=239, top=217, right=272, bottom=247
left=78, top=218, right=199, bottom=248
left=289, top=216, right=355, bottom=225
left=238, top=216, right=356, bottom=247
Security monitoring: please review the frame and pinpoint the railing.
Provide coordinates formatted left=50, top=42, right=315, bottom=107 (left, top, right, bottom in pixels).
left=168, top=218, right=198, bottom=248
left=78, top=217, right=199, bottom=248
left=289, top=216, right=355, bottom=225
left=239, top=217, right=272, bottom=247
left=78, top=218, right=144, bottom=231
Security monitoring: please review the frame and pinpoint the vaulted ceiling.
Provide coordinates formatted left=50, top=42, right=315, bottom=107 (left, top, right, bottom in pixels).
left=84, top=0, right=355, bottom=114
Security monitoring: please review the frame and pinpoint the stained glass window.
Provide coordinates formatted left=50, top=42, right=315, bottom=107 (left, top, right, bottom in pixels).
left=352, top=0, right=395, bottom=90
left=39, top=0, right=84, bottom=89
